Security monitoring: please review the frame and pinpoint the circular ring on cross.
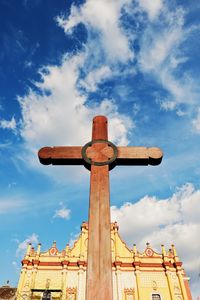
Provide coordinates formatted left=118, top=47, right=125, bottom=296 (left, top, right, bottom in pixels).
left=81, top=139, right=118, bottom=169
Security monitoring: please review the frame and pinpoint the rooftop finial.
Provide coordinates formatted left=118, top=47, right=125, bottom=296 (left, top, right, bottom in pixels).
left=26, top=242, right=32, bottom=255
left=65, top=243, right=69, bottom=252
left=113, top=221, right=119, bottom=231
left=133, top=244, right=137, bottom=255
left=161, top=244, right=166, bottom=256
left=171, top=244, right=177, bottom=257
left=37, top=243, right=41, bottom=255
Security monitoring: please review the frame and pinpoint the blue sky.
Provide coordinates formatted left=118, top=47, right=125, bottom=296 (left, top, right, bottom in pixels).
left=0, top=0, right=200, bottom=297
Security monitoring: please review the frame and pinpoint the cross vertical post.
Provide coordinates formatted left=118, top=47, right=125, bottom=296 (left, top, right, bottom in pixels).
left=86, top=116, right=113, bottom=300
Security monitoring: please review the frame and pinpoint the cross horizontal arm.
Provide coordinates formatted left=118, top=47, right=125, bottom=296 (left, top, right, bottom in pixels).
left=38, top=146, right=83, bottom=165
left=38, top=146, right=163, bottom=166
left=116, top=147, right=163, bottom=166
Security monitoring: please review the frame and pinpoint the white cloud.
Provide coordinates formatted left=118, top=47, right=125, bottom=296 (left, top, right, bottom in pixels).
left=24, top=60, right=33, bottom=68
left=8, top=182, right=17, bottom=189
left=56, top=0, right=133, bottom=63
left=139, top=6, right=185, bottom=72
left=80, top=66, right=112, bottom=92
left=69, top=232, right=80, bottom=248
left=0, top=142, right=11, bottom=149
left=54, top=207, right=71, bottom=220
left=192, top=108, right=200, bottom=133
left=18, top=53, right=133, bottom=164
left=139, top=26, right=183, bottom=72
left=158, top=71, right=197, bottom=111
left=138, top=0, right=163, bottom=21
left=111, top=183, right=200, bottom=299
left=16, top=233, right=39, bottom=257
left=0, top=116, right=16, bottom=131
left=12, top=260, right=20, bottom=274
left=16, top=0, right=136, bottom=185
left=0, top=198, right=24, bottom=214
left=138, top=5, right=200, bottom=114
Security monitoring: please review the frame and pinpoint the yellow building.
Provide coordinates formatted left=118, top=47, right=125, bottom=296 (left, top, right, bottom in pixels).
left=17, top=222, right=192, bottom=300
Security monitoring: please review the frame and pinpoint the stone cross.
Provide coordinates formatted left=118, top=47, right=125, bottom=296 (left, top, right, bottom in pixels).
left=38, top=115, right=163, bottom=300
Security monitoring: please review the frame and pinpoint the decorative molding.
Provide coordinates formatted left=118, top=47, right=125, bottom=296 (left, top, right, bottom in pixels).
left=124, top=288, right=135, bottom=300
left=49, top=247, right=58, bottom=256
left=152, top=280, right=157, bottom=290
left=140, top=272, right=167, bottom=288
left=66, top=287, right=77, bottom=300
left=145, top=248, right=154, bottom=257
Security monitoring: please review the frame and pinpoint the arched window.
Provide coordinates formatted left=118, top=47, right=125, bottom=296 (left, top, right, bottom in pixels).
left=152, top=294, right=161, bottom=300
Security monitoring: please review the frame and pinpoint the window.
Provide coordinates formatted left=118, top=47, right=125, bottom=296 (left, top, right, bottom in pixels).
left=152, top=294, right=161, bottom=300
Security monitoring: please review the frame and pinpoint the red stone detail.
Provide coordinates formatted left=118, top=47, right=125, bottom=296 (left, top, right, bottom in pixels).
left=163, top=262, right=174, bottom=268
left=113, top=261, right=165, bottom=269
left=21, top=259, right=29, bottom=265
left=21, top=259, right=177, bottom=270
left=175, top=261, right=183, bottom=267
left=49, top=247, right=58, bottom=256
left=78, top=260, right=86, bottom=267
left=62, top=260, right=69, bottom=266
left=38, top=261, right=61, bottom=266
left=22, top=260, right=88, bottom=268
left=145, top=248, right=154, bottom=257
left=113, top=261, right=122, bottom=267
left=139, top=262, right=164, bottom=268
left=32, top=259, right=39, bottom=265
left=121, top=262, right=133, bottom=268
left=68, top=262, right=79, bottom=267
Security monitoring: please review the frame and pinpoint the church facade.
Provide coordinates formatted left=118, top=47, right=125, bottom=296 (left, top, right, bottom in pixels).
left=17, top=222, right=192, bottom=300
